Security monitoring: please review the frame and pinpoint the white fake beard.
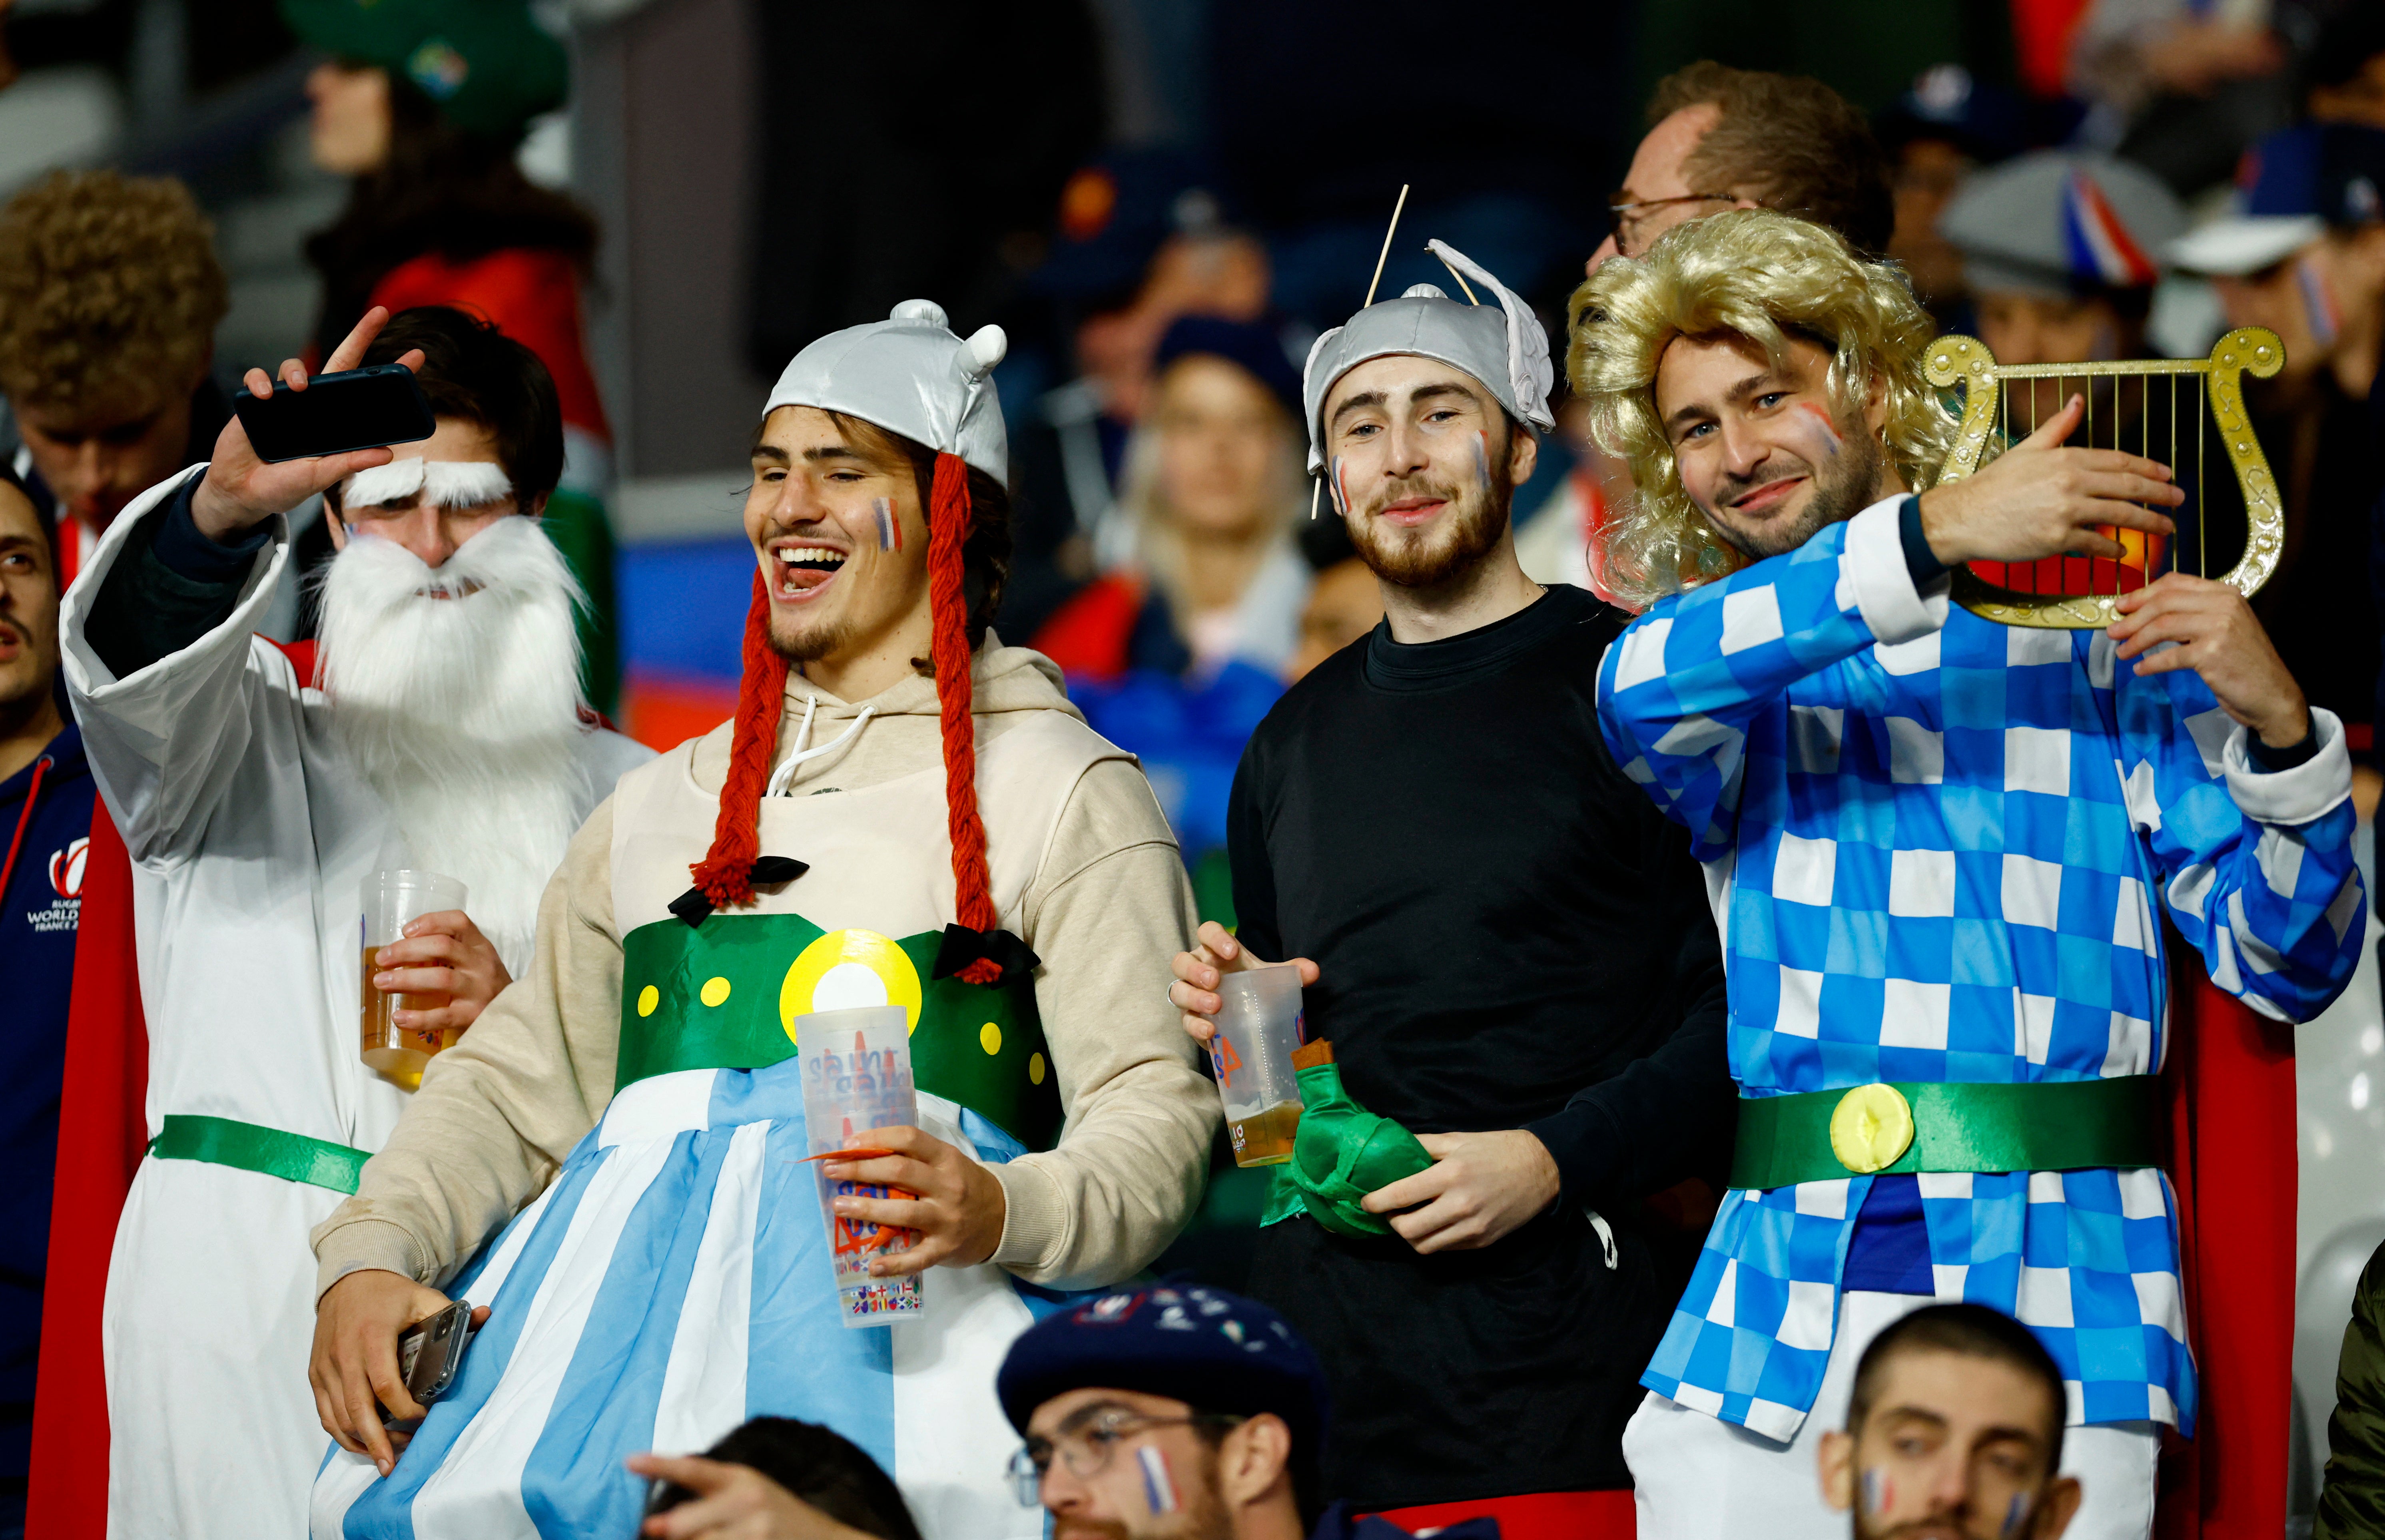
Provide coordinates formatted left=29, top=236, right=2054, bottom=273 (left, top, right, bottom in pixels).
left=315, top=516, right=590, bottom=973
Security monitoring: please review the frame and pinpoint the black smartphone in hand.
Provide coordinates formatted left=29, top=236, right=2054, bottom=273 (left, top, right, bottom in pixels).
left=233, top=363, right=435, bottom=463
left=383, top=1298, right=473, bottom=1430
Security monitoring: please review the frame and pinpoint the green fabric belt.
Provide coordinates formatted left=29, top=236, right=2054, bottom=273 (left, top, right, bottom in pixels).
left=148, top=1114, right=369, bottom=1195
left=1729, top=1076, right=2162, bottom=1191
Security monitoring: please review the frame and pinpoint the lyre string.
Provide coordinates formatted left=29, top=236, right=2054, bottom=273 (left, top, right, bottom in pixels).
left=2083, top=374, right=2094, bottom=600
left=2138, top=373, right=2150, bottom=595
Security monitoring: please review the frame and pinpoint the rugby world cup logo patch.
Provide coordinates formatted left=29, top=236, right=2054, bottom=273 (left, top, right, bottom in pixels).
left=49, top=837, right=87, bottom=900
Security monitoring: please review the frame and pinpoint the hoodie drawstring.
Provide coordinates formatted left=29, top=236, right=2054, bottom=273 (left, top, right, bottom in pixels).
left=0, top=755, right=53, bottom=906
left=764, top=701, right=875, bottom=799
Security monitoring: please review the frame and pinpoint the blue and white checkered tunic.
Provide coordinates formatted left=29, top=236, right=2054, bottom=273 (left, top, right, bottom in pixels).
left=1596, top=498, right=2364, bottom=1443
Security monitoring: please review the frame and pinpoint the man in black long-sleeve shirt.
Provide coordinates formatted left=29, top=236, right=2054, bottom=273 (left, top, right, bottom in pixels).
left=1169, top=245, right=1733, bottom=1534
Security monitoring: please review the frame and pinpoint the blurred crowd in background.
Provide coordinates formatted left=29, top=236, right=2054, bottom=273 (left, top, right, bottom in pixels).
left=4, top=0, right=2383, bottom=923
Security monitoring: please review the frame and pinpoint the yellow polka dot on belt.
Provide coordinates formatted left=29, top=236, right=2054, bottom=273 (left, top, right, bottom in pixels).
left=700, top=976, right=732, bottom=1007
left=636, top=985, right=659, bottom=1017
left=979, top=1021, right=1002, bottom=1055
left=1028, top=1052, right=1047, bottom=1086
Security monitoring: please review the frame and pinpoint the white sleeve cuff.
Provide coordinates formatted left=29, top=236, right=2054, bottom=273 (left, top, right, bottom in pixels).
left=1843, top=495, right=1949, bottom=647
left=2224, top=707, right=2353, bottom=826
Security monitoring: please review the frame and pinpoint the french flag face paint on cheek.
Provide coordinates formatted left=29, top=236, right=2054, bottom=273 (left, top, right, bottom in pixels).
left=1472, top=429, right=1490, bottom=486
left=2299, top=254, right=2343, bottom=348
left=1137, top=1445, right=1180, bottom=1514
left=873, top=497, right=901, bottom=552
left=1861, top=1467, right=1891, bottom=1516
left=1331, top=456, right=1350, bottom=517
left=2003, top=1492, right=2031, bottom=1537
left=1789, top=400, right=1846, bottom=459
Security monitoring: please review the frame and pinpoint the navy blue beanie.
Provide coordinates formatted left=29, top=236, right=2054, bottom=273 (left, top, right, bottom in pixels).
left=1154, top=317, right=1305, bottom=420
left=996, top=1283, right=1329, bottom=1456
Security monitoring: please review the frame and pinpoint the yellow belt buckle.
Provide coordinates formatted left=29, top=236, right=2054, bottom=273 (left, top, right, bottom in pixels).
left=1830, top=1084, right=1915, bottom=1174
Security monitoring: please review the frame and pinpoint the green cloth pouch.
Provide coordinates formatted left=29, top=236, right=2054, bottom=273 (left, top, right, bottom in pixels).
left=1260, top=1052, right=1432, bottom=1238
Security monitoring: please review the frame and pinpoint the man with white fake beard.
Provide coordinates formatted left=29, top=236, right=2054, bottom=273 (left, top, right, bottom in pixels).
left=56, top=303, right=651, bottom=1538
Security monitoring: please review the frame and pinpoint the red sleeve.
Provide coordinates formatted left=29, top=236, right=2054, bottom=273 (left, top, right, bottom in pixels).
left=2009, top=0, right=2095, bottom=96
left=29, top=638, right=316, bottom=1534
left=1029, top=575, right=1143, bottom=683
left=28, top=804, right=147, bottom=1540
left=371, top=249, right=611, bottom=442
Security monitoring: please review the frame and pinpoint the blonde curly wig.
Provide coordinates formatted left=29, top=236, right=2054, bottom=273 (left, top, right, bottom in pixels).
left=1565, top=209, right=1953, bottom=610
left=0, top=170, right=228, bottom=419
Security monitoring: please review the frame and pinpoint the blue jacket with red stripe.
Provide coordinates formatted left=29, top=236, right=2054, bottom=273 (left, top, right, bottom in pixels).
left=0, top=717, right=95, bottom=1515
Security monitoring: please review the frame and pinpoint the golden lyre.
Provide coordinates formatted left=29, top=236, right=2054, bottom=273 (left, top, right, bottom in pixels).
left=1924, top=327, right=2286, bottom=629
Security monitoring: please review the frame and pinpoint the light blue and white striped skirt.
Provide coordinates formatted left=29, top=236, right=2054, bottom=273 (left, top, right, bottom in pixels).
left=311, top=1058, right=1067, bottom=1540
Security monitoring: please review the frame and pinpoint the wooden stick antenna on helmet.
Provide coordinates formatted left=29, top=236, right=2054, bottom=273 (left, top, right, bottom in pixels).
left=1362, top=183, right=1411, bottom=307
left=1434, top=253, right=1480, bottom=305
left=1316, top=183, right=1415, bottom=520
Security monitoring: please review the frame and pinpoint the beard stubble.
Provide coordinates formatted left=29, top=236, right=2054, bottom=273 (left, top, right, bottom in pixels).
left=1344, top=438, right=1515, bottom=590
left=1705, top=416, right=1884, bottom=561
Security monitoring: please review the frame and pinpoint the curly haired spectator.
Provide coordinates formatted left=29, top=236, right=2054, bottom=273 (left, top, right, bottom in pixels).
left=0, top=171, right=230, bottom=584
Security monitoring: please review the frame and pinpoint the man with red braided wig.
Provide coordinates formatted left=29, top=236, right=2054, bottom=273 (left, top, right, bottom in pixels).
left=304, top=300, right=1220, bottom=1540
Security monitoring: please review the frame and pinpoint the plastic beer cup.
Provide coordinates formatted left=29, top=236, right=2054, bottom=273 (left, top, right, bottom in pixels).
left=1210, top=964, right=1306, bottom=1167
left=797, top=1005, right=926, bottom=1326
left=360, top=869, right=469, bottom=1088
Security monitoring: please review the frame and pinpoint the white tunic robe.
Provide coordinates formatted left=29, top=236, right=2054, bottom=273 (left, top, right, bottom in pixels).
left=58, top=467, right=653, bottom=1540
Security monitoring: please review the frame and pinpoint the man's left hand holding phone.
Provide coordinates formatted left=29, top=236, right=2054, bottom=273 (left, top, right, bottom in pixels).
left=190, top=305, right=431, bottom=546
left=311, top=1269, right=490, bottom=1477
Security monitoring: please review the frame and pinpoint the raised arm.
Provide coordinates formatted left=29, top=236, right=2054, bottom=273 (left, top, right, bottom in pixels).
left=1603, top=394, right=2186, bottom=856
left=58, top=307, right=427, bottom=864
left=2110, top=580, right=2365, bottom=1022
left=1598, top=497, right=1940, bottom=855
left=60, top=471, right=278, bottom=864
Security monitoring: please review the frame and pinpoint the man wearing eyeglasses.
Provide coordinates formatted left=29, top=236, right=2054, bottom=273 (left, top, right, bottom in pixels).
left=1588, top=62, right=1895, bottom=273
left=997, top=1282, right=1493, bottom=1540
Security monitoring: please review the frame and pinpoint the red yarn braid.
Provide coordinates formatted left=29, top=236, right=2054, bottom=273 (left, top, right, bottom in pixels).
left=928, top=451, right=1002, bottom=985
left=688, top=569, right=791, bottom=907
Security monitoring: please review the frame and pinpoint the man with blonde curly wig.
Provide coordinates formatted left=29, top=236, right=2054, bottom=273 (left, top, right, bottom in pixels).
left=0, top=170, right=231, bottom=586
left=1571, top=209, right=2365, bottom=1538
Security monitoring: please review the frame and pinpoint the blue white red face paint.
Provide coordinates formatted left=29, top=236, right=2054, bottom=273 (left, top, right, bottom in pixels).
left=2299, top=253, right=2343, bottom=348
left=1330, top=455, right=1350, bottom=518
left=1785, top=399, right=1847, bottom=465
left=2004, top=1492, right=2031, bottom=1537
left=1471, top=429, right=1490, bottom=487
left=1137, top=1445, right=1179, bottom=1514
left=1861, top=1467, right=1890, bottom=1517
left=872, top=496, right=901, bottom=552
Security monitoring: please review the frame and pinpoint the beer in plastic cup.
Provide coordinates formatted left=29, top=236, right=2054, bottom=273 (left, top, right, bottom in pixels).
left=360, top=869, right=469, bottom=1088
left=1210, top=964, right=1306, bottom=1167
left=797, top=1005, right=925, bottom=1326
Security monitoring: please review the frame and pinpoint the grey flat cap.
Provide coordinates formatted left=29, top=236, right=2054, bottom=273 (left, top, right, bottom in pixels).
left=1938, top=151, right=2185, bottom=298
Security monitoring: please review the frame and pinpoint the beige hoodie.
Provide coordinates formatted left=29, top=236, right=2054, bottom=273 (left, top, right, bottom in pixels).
left=310, top=639, right=1217, bottom=1294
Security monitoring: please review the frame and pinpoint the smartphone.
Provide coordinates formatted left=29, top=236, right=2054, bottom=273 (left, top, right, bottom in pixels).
left=233, top=363, right=435, bottom=463
left=383, top=1298, right=473, bottom=1429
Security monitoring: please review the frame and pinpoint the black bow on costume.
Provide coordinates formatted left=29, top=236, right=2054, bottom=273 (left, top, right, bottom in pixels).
left=668, top=855, right=810, bottom=927
left=932, top=924, right=1041, bottom=984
